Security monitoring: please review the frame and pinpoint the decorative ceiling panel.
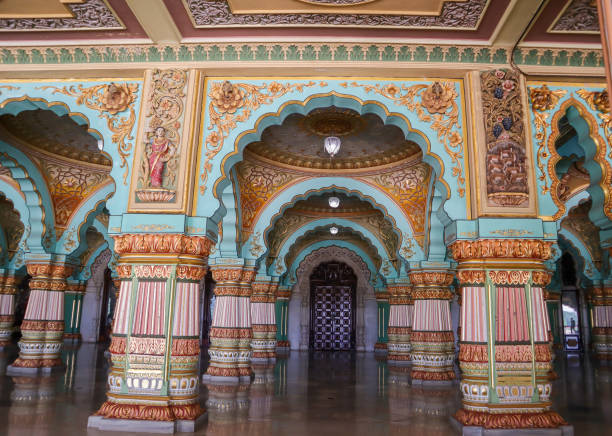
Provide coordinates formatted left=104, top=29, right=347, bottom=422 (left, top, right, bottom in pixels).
left=167, top=0, right=509, bottom=42
left=0, top=0, right=147, bottom=43
left=246, top=107, right=420, bottom=170
left=181, top=0, right=486, bottom=28
left=550, top=0, right=599, bottom=33
left=0, top=0, right=123, bottom=31
left=522, top=0, right=600, bottom=47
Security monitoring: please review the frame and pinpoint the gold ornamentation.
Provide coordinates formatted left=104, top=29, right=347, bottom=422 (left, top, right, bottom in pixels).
left=112, top=234, right=213, bottom=257
left=131, top=224, right=173, bottom=231
left=200, top=80, right=321, bottom=193
left=95, top=402, right=204, bottom=421
left=362, top=163, right=430, bottom=234
left=529, top=85, right=567, bottom=194
left=26, top=263, right=73, bottom=278
left=176, top=265, right=207, bottom=281
left=237, top=160, right=301, bottom=232
left=343, top=80, right=465, bottom=197
left=128, top=337, right=166, bottom=355
left=408, top=271, right=454, bottom=286
left=457, top=270, right=486, bottom=284
left=400, top=236, right=415, bottom=258
left=489, top=229, right=533, bottom=237
left=449, top=239, right=553, bottom=262
left=546, top=99, right=611, bottom=220
left=38, top=82, right=139, bottom=184
left=412, top=288, right=453, bottom=300
left=0, top=85, right=18, bottom=95
left=40, top=160, right=110, bottom=235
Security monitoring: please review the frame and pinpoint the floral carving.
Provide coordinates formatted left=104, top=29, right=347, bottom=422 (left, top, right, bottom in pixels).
left=137, top=70, right=188, bottom=202
left=449, top=239, right=554, bottom=262
left=480, top=69, right=529, bottom=207
left=38, top=82, right=139, bottom=184
left=363, top=163, right=429, bottom=235
left=112, top=234, right=213, bottom=257
left=237, top=160, right=301, bottom=232
left=344, top=80, right=465, bottom=197
left=185, top=0, right=488, bottom=28
left=200, top=80, right=322, bottom=193
left=421, top=81, right=454, bottom=114
left=552, top=0, right=599, bottom=32
left=40, top=160, right=110, bottom=236
left=529, top=85, right=567, bottom=194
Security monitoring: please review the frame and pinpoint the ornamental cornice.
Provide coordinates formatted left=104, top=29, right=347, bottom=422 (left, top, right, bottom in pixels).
left=210, top=265, right=256, bottom=284
left=25, top=262, right=74, bottom=279
left=449, top=239, right=554, bottom=262
left=0, top=45, right=602, bottom=71
left=111, top=233, right=213, bottom=257
left=408, top=270, right=454, bottom=287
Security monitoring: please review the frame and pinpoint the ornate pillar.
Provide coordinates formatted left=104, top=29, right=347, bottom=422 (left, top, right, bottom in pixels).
left=63, top=280, right=86, bottom=341
left=0, top=270, right=19, bottom=349
left=89, top=234, right=212, bottom=432
left=387, top=282, right=412, bottom=365
left=8, top=260, right=73, bottom=373
left=374, top=290, right=389, bottom=354
left=450, top=239, right=568, bottom=431
left=250, top=275, right=277, bottom=362
left=275, top=285, right=291, bottom=352
left=409, top=269, right=455, bottom=383
left=591, top=285, right=612, bottom=361
left=204, top=258, right=255, bottom=383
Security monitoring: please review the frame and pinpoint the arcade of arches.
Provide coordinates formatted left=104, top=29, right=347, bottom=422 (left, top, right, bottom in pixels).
left=2, top=1, right=612, bottom=435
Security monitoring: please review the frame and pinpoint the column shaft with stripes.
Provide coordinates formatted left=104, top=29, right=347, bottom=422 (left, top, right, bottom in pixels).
left=387, top=283, right=412, bottom=364
left=205, top=259, right=255, bottom=382
left=251, top=276, right=278, bottom=362
left=94, top=233, right=212, bottom=424
left=11, top=261, right=73, bottom=369
left=590, top=285, right=612, bottom=360
left=275, top=285, right=291, bottom=351
left=374, top=290, right=389, bottom=353
left=409, top=270, right=455, bottom=381
left=450, top=239, right=567, bottom=430
left=0, top=271, right=18, bottom=348
left=63, top=281, right=86, bottom=340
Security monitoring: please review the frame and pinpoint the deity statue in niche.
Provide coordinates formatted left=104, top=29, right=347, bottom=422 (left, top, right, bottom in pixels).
left=145, top=126, right=175, bottom=188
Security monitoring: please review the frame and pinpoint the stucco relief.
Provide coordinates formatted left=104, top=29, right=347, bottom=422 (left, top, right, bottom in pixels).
left=290, top=245, right=376, bottom=351
left=185, top=0, right=488, bottom=29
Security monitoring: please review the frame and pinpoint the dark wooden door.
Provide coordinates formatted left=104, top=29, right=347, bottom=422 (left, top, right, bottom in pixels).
left=309, top=262, right=356, bottom=351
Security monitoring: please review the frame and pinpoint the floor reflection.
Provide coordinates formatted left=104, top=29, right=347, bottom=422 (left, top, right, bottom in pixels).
left=0, top=342, right=611, bottom=435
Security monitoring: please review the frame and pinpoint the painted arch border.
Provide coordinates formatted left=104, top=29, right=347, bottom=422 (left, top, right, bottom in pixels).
left=242, top=178, right=426, bottom=265
left=271, top=218, right=392, bottom=279
left=0, top=80, right=143, bottom=216
left=196, top=79, right=469, bottom=223
left=527, top=81, right=611, bottom=227
left=0, top=179, right=30, bottom=269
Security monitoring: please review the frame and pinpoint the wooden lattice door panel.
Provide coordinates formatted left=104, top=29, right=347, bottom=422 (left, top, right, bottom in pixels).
left=311, top=285, right=353, bottom=350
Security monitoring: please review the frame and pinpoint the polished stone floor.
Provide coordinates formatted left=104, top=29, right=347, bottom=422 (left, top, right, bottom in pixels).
left=0, top=343, right=611, bottom=435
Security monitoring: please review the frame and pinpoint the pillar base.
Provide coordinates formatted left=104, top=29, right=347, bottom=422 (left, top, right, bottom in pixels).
left=6, top=362, right=64, bottom=376
left=412, top=378, right=454, bottom=387
left=87, top=413, right=207, bottom=434
left=63, top=333, right=81, bottom=342
left=453, top=409, right=568, bottom=431
left=450, top=417, right=573, bottom=436
left=202, top=373, right=251, bottom=384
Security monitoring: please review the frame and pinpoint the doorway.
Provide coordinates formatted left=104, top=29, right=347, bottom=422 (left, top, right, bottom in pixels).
left=309, top=262, right=357, bottom=351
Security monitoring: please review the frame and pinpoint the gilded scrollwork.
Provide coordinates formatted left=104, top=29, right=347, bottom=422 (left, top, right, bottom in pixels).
left=529, top=85, right=567, bottom=194
left=341, top=80, right=465, bottom=197
left=200, top=80, right=323, bottom=194
left=38, top=82, right=139, bottom=184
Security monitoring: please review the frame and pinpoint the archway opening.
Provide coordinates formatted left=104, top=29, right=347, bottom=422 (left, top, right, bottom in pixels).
left=309, top=261, right=357, bottom=352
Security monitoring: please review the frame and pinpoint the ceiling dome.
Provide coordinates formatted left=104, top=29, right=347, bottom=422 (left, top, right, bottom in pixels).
left=245, top=106, right=420, bottom=171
